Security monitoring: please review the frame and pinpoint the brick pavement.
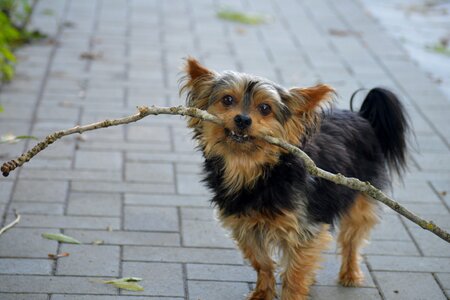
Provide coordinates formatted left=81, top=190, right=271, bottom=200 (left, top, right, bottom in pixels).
left=0, top=0, right=449, bottom=299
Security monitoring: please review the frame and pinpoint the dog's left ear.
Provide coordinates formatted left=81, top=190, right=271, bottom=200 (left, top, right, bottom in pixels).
left=287, top=84, right=334, bottom=113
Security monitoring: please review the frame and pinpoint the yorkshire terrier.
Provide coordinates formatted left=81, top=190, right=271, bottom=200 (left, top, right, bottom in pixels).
left=180, top=58, right=408, bottom=300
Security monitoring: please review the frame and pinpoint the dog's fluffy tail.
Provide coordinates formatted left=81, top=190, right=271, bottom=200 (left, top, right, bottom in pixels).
left=359, top=87, right=409, bottom=176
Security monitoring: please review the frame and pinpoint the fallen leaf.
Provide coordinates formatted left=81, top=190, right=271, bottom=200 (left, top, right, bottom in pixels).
left=107, top=225, right=113, bottom=232
left=0, top=134, right=38, bottom=144
left=48, top=252, right=70, bottom=260
left=217, top=9, right=268, bottom=25
left=440, top=191, right=447, bottom=196
left=80, top=51, right=103, bottom=60
left=328, top=28, right=360, bottom=37
left=103, top=277, right=144, bottom=291
left=92, top=239, right=104, bottom=245
left=42, top=233, right=81, bottom=244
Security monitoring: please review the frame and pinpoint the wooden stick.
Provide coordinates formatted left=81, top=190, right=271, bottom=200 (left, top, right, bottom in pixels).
left=1, top=105, right=449, bottom=243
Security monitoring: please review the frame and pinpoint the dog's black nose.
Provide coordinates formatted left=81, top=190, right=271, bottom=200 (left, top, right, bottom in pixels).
left=234, top=114, right=252, bottom=130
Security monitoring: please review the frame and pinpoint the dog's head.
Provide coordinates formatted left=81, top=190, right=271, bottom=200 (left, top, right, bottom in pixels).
left=180, top=58, right=333, bottom=190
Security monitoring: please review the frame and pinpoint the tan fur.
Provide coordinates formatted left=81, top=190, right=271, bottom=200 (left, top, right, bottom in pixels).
left=220, top=211, right=328, bottom=300
left=280, top=225, right=332, bottom=300
left=338, top=194, right=379, bottom=287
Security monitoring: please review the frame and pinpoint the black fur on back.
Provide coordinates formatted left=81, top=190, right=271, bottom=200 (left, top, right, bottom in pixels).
left=359, top=88, right=409, bottom=176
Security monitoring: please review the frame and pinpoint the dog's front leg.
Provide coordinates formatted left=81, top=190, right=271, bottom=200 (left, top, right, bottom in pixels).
left=236, top=234, right=276, bottom=300
left=280, top=226, right=331, bottom=300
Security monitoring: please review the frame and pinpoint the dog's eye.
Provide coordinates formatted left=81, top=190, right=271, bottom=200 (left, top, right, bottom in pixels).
left=222, top=95, right=234, bottom=106
left=258, top=103, right=272, bottom=116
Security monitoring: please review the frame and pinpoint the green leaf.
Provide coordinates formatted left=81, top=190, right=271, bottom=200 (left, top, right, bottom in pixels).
left=14, top=135, right=38, bottom=140
left=103, top=278, right=144, bottom=291
left=1, top=64, right=14, bottom=81
left=41, top=233, right=81, bottom=244
left=103, top=277, right=142, bottom=283
left=0, top=134, right=38, bottom=144
left=217, top=9, right=267, bottom=25
left=0, top=105, right=4, bottom=112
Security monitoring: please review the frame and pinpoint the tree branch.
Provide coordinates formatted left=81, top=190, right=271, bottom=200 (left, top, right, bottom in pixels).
left=1, top=105, right=449, bottom=243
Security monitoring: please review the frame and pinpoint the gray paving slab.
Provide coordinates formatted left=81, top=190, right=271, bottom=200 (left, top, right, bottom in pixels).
left=1, top=0, right=449, bottom=298
left=12, top=179, right=68, bottom=202
left=57, top=244, right=120, bottom=276
left=121, top=262, right=184, bottom=297
left=124, top=246, right=243, bottom=264
left=187, top=263, right=256, bottom=282
left=0, top=258, right=53, bottom=275
left=124, top=206, right=179, bottom=232
left=188, top=280, right=250, bottom=300
left=0, top=228, right=59, bottom=258
left=0, top=294, right=49, bottom=300
left=67, top=192, right=122, bottom=217
left=373, top=271, right=447, bottom=300
left=64, top=229, right=180, bottom=246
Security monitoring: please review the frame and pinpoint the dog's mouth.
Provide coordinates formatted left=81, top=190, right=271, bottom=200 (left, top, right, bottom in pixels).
left=225, top=128, right=253, bottom=143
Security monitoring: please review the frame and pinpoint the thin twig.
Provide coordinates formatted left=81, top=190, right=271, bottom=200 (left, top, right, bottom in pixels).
left=0, top=210, right=21, bottom=236
left=1, top=105, right=449, bottom=243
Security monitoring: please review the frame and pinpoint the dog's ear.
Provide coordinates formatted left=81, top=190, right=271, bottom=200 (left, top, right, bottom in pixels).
left=287, top=84, right=334, bottom=113
left=185, top=57, right=213, bottom=82
left=180, top=57, right=217, bottom=128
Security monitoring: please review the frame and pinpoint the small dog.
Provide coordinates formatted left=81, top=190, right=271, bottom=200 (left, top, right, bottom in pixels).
left=180, top=58, right=408, bottom=300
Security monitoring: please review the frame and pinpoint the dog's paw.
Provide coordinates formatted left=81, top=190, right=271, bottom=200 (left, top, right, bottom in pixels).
left=339, top=270, right=364, bottom=287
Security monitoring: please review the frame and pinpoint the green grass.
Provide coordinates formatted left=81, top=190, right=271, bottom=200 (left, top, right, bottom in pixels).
left=217, top=9, right=267, bottom=25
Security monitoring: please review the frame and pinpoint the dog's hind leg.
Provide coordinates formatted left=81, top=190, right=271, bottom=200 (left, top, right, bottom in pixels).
left=338, top=194, right=379, bottom=287
left=280, top=225, right=331, bottom=300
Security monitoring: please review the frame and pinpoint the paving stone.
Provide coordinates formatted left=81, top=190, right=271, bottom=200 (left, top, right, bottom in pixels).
left=0, top=181, right=13, bottom=203
left=371, top=214, right=411, bottom=241
left=125, top=162, right=174, bottom=183
left=51, top=296, right=180, bottom=300
left=405, top=223, right=450, bottom=257
left=363, top=240, right=420, bottom=256
left=309, top=286, right=381, bottom=300
left=79, top=141, right=171, bottom=151
left=0, top=294, right=49, bottom=300
left=0, top=275, right=117, bottom=294
left=8, top=202, right=64, bottom=215
left=57, top=245, right=120, bottom=276
left=127, top=125, right=171, bottom=142
left=121, top=262, right=184, bottom=297
left=187, top=264, right=256, bottom=282
left=188, top=280, right=250, bottom=300
left=0, top=228, right=59, bottom=258
left=127, top=152, right=203, bottom=163
left=67, top=192, right=121, bottom=216
left=124, top=246, right=243, bottom=264
left=368, top=256, right=450, bottom=272
left=64, top=229, right=180, bottom=246
left=176, top=173, right=210, bottom=195
left=0, top=259, right=53, bottom=275
left=316, top=255, right=375, bottom=287
left=12, top=214, right=120, bottom=230
left=181, top=208, right=235, bottom=248
left=12, top=180, right=68, bottom=202
left=19, top=169, right=121, bottom=181
left=125, top=193, right=209, bottom=207
left=436, top=273, right=450, bottom=289
left=75, top=150, right=122, bottom=170
left=124, top=206, right=179, bottom=231
left=373, top=271, right=446, bottom=300
left=71, top=181, right=175, bottom=194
